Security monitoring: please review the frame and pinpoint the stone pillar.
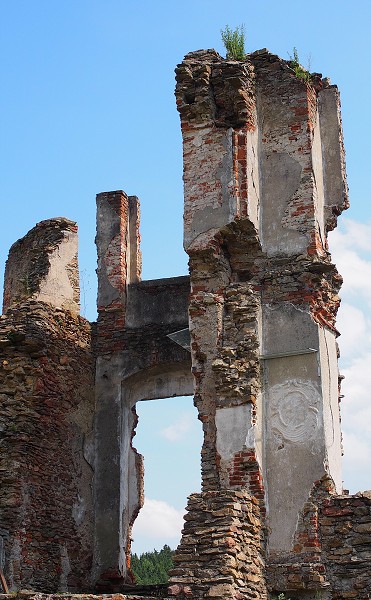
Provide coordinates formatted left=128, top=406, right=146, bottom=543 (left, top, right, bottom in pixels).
left=93, top=191, right=193, bottom=588
left=96, top=190, right=141, bottom=314
left=172, top=49, right=267, bottom=600
left=93, top=191, right=142, bottom=585
left=169, top=491, right=267, bottom=599
left=176, top=50, right=263, bottom=498
left=170, top=48, right=348, bottom=598
left=3, top=218, right=80, bottom=315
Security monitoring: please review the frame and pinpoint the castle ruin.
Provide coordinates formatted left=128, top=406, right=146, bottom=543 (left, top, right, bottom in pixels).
left=0, top=49, right=370, bottom=599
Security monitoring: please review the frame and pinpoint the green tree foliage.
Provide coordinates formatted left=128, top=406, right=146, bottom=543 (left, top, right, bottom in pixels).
left=131, top=544, right=174, bottom=584
left=221, top=24, right=246, bottom=60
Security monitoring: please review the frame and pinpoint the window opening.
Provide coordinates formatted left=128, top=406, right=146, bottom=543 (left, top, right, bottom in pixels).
left=131, top=395, right=202, bottom=556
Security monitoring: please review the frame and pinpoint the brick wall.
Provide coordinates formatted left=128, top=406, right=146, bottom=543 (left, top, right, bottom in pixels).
left=267, top=481, right=371, bottom=598
left=320, top=493, right=371, bottom=599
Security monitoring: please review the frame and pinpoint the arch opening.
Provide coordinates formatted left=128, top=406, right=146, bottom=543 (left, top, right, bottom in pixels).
left=130, top=395, right=202, bottom=557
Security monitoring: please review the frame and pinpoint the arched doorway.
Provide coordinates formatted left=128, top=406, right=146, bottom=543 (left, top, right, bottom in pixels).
left=131, top=395, right=202, bottom=556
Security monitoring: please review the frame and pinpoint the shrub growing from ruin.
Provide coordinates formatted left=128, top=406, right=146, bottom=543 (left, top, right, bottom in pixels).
left=288, top=47, right=311, bottom=83
left=221, top=24, right=246, bottom=60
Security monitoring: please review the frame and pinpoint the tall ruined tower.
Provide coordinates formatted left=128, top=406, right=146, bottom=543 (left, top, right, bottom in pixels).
left=168, top=49, right=349, bottom=598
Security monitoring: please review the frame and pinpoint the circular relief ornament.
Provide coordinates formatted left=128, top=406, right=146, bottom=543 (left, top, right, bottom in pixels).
left=269, top=380, right=320, bottom=443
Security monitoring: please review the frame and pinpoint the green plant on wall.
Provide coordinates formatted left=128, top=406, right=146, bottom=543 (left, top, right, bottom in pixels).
left=289, top=47, right=311, bottom=83
left=221, top=24, right=246, bottom=60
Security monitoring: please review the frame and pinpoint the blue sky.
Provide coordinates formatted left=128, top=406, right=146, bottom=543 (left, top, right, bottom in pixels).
left=1, top=0, right=371, bottom=554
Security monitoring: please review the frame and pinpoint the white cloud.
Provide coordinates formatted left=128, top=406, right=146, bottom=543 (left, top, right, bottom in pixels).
left=131, top=498, right=185, bottom=554
left=160, top=412, right=193, bottom=442
left=341, top=353, right=371, bottom=435
left=133, top=498, right=184, bottom=538
left=336, top=249, right=371, bottom=299
left=329, top=218, right=371, bottom=493
left=330, top=220, right=371, bottom=305
left=341, top=430, right=371, bottom=494
left=330, top=218, right=371, bottom=253
left=336, top=302, right=370, bottom=359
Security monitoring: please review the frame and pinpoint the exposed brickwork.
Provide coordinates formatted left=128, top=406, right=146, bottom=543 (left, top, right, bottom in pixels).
left=319, top=493, right=371, bottom=599
left=267, top=481, right=371, bottom=598
left=228, top=452, right=266, bottom=510
left=96, top=277, right=191, bottom=360
left=0, top=301, right=95, bottom=591
left=174, top=47, right=352, bottom=598
left=96, top=191, right=132, bottom=312
left=169, top=491, right=267, bottom=599
left=267, top=477, right=335, bottom=593
left=259, top=258, right=343, bottom=334
left=0, top=595, right=158, bottom=600
left=212, top=284, right=260, bottom=405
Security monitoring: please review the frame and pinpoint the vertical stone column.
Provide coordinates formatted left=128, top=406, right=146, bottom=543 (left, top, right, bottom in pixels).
left=0, top=221, right=94, bottom=592
left=176, top=50, right=263, bottom=498
left=96, top=190, right=141, bottom=315
left=93, top=191, right=142, bottom=585
left=171, top=50, right=267, bottom=600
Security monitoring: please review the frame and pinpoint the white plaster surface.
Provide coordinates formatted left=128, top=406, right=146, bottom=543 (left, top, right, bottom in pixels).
left=72, top=493, right=86, bottom=527
left=318, top=87, right=348, bottom=213
left=262, top=304, right=331, bottom=553
left=93, top=354, right=126, bottom=580
left=260, top=152, right=306, bottom=257
left=245, top=126, right=260, bottom=230
left=265, top=372, right=325, bottom=553
left=37, top=231, right=78, bottom=311
left=312, top=110, right=326, bottom=243
left=215, top=404, right=254, bottom=460
left=119, top=402, right=136, bottom=575
left=318, top=326, right=343, bottom=492
left=184, top=127, right=235, bottom=249
left=125, top=365, right=194, bottom=405
left=58, top=544, right=71, bottom=592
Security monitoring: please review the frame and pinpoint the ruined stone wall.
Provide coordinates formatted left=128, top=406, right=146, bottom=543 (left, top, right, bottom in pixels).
left=0, top=301, right=95, bottom=592
left=320, top=493, right=371, bottom=599
left=1, top=48, right=369, bottom=600
left=93, top=191, right=193, bottom=586
left=170, top=47, right=350, bottom=599
left=169, top=491, right=267, bottom=600
left=93, top=273, right=192, bottom=588
left=3, top=219, right=80, bottom=315
left=267, top=482, right=371, bottom=598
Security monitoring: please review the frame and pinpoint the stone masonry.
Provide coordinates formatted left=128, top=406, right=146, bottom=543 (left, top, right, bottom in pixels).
left=0, top=219, right=95, bottom=591
left=0, top=48, right=370, bottom=599
left=168, top=48, right=349, bottom=598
